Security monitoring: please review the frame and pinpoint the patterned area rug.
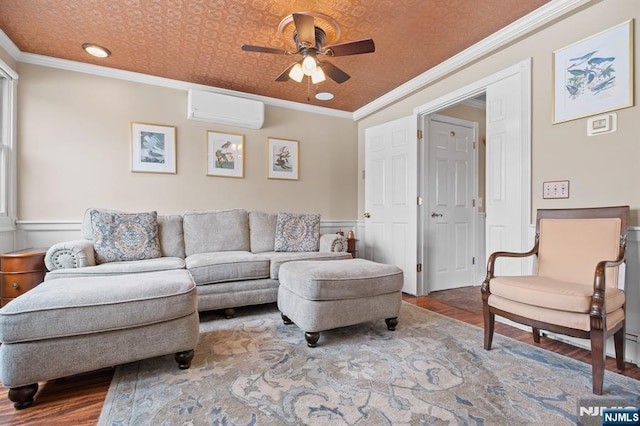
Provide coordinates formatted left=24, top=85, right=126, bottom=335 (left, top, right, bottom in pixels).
left=98, top=302, right=640, bottom=425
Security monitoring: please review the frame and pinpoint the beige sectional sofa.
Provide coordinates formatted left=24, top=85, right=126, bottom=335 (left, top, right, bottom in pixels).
left=44, top=208, right=352, bottom=316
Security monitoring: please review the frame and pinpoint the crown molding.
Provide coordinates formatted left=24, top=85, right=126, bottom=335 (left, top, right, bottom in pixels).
left=0, top=28, right=20, bottom=60
left=461, top=98, right=486, bottom=110
left=352, top=0, right=598, bottom=121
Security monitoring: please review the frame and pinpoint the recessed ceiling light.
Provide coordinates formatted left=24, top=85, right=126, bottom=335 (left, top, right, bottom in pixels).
left=315, top=92, right=334, bottom=101
left=82, top=43, right=111, bottom=58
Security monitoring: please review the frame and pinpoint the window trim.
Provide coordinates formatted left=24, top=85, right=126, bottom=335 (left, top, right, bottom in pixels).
left=0, top=57, right=18, bottom=230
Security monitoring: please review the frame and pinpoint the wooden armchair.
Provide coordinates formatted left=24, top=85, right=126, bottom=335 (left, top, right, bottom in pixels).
left=481, top=206, right=629, bottom=395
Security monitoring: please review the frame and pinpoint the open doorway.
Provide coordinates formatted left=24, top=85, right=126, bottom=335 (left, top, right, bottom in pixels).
left=416, top=59, right=531, bottom=294
left=422, top=107, right=484, bottom=292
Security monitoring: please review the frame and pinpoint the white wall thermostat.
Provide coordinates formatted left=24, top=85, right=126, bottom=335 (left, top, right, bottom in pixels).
left=587, top=113, right=617, bottom=136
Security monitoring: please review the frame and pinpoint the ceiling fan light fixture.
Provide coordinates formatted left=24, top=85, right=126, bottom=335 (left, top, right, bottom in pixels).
left=288, top=63, right=304, bottom=82
left=301, top=55, right=317, bottom=76
left=82, top=43, right=111, bottom=58
left=311, top=67, right=326, bottom=84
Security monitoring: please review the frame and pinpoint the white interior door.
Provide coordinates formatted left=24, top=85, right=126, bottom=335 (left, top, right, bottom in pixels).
left=426, top=114, right=476, bottom=291
left=485, top=72, right=531, bottom=275
left=364, top=115, right=418, bottom=295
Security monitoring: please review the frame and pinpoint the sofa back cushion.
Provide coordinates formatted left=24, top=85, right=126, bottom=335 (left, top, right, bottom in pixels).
left=183, top=209, right=250, bottom=256
left=82, top=208, right=186, bottom=258
left=274, top=212, right=321, bottom=252
left=249, top=211, right=278, bottom=253
left=157, top=215, right=186, bottom=258
left=90, top=210, right=161, bottom=264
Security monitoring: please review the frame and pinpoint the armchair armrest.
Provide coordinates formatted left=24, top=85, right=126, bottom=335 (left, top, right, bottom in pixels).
left=45, top=240, right=96, bottom=271
left=482, top=243, right=539, bottom=297
left=590, top=248, right=626, bottom=318
left=319, top=234, right=348, bottom=253
left=484, top=244, right=539, bottom=280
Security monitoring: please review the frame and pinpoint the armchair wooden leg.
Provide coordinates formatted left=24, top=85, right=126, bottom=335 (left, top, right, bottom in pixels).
left=614, top=326, right=626, bottom=371
left=483, top=306, right=495, bottom=350
left=591, top=329, right=605, bottom=395
left=532, top=327, right=541, bottom=344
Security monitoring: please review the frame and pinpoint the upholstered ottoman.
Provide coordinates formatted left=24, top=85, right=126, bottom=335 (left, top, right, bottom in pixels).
left=0, top=269, right=199, bottom=409
left=277, top=258, right=404, bottom=347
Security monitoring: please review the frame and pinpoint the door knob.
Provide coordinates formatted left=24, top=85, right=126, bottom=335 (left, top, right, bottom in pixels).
left=431, top=212, right=443, bottom=218
left=364, top=212, right=371, bottom=218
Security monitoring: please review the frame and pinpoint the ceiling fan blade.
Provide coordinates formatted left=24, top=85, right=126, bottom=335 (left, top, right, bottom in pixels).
left=241, top=44, right=288, bottom=55
left=325, top=39, right=375, bottom=56
left=275, top=63, right=298, bottom=82
left=293, top=13, right=316, bottom=48
left=320, top=61, right=350, bottom=84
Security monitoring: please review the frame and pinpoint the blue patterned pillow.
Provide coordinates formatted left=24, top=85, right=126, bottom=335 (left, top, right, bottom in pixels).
left=91, top=210, right=161, bottom=264
left=274, top=212, right=320, bottom=252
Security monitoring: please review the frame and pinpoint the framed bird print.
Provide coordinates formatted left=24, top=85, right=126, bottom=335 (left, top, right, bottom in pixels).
left=552, top=19, right=634, bottom=124
left=267, top=137, right=299, bottom=180
left=131, top=122, right=177, bottom=174
left=207, top=131, right=244, bottom=178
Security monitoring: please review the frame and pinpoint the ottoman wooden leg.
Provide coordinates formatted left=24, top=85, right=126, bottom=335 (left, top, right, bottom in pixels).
left=385, top=317, right=398, bottom=331
left=224, top=308, right=235, bottom=319
left=305, top=332, right=320, bottom=348
left=8, top=383, right=38, bottom=410
left=175, top=349, right=195, bottom=369
left=281, top=313, right=293, bottom=325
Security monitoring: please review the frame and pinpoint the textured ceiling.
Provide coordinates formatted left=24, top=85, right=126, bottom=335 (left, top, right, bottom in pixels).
left=0, top=0, right=550, bottom=112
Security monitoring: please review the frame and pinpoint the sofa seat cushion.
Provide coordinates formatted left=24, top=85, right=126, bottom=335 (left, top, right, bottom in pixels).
left=44, top=257, right=185, bottom=280
left=278, top=259, right=404, bottom=301
left=186, top=251, right=270, bottom=285
left=0, top=270, right=196, bottom=343
left=489, top=275, right=625, bottom=314
left=264, top=251, right=353, bottom=279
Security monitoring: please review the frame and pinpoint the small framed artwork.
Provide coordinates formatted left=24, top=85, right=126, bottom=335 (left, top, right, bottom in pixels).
left=207, top=131, right=244, bottom=178
left=552, top=19, right=634, bottom=124
left=267, top=137, right=299, bottom=180
left=131, top=122, right=177, bottom=174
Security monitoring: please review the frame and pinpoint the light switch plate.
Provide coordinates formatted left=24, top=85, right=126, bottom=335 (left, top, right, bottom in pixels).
left=543, top=180, right=569, bottom=199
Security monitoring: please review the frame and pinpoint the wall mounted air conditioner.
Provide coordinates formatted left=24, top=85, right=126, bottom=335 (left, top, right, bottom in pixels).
left=187, top=90, right=264, bottom=129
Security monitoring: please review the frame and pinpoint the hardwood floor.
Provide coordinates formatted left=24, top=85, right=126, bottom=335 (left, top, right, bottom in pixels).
left=0, top=287, right=638, bottom=425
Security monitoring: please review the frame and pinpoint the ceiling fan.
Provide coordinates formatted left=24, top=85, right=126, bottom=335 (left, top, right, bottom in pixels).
left=241, top=12, right=375, bottom=85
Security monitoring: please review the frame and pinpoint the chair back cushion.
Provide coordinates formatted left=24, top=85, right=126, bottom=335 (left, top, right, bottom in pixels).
left=537, top=218, right=621, bottom=287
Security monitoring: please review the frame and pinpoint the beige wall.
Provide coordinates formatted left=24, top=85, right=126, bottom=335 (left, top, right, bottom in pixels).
left=357, top=0, right=640, bottom=225
left=16, top=64, right=358, bottom=221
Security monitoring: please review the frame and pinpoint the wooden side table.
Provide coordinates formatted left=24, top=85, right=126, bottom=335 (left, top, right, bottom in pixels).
left=0, top=248, right=48, bottom=307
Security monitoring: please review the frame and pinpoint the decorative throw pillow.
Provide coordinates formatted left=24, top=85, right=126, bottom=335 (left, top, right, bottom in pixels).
left=274, top=212, right=321, bottom=252
left=91, top=210, right=161, bottom=264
